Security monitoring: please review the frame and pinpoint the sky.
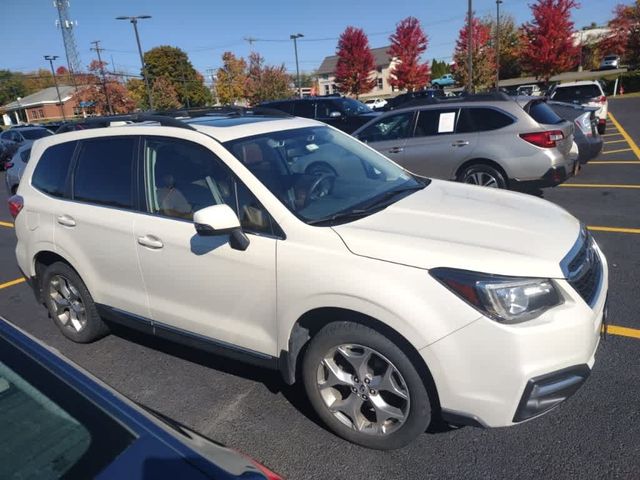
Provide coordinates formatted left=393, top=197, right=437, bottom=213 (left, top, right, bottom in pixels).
left=0, top=0, right=624, bottom=82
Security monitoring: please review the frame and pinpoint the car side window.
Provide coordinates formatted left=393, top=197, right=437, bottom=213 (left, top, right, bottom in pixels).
left=73, top=137, right=136, bottom=209
left=414, top=109, right=459, bottom=137
left=144, top=137, right=274, bottom=235
left=357, top=112, right=413, bottom=143
left=20, top=148, right=31, bottom=163
left=32, top=141, right=77, bottom=198
left=464, top=108, right=514, bottom=132
left=293, top=101, right=315, bottom=118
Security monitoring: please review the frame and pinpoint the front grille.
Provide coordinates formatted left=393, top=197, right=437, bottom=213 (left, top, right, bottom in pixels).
left=564, top=234, right=602, bottom=307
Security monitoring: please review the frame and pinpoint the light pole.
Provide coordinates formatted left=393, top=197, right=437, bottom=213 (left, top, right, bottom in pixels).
left=44, top=55, right=66, bottom=120
left=496, top=0, right=503, bottom=92
left=116, top=15, right=154, bottom=110
left=467, top=0, right=473, bottom=93
left=290, top=33, right=304, bottom=98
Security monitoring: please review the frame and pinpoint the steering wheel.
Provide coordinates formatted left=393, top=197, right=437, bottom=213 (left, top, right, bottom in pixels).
left=305, top=173, right=336, bottom=207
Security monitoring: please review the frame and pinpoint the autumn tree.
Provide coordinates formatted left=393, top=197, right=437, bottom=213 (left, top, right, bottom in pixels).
left=245, top=52, right=293, bottom=104
left=23, top=69, right=56, bottom=93
left=0, top=70, right=27, bottom=105
left=143, top=46, right=211, bottom=107
left=430, top=60, right=450, bottom=80
left=387, top=17, right=430, bottom=91
left=484, top=14, right=523, bottom=80
left=126, top=78, right=147, bottom=110
left=334, top=27, right=376, bottom=98
left=599, top=1, right=640, bottom=67
left=150, top=77, right=181, bottom=111
left=216, top=52, right=247, bottom=105
left=521, top=0, right=581, bottom=83
left=77, top=60, right=136, bottom=114
left=453, top=15, right=496, bottom=91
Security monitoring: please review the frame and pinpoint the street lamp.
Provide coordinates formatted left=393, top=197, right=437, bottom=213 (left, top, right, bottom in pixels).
left=290, top=33, right=304, bottom=98
left=496, top=0, right=503, bottom=92
left=116, top=15, right=154, bottom=110
left=44, top=55, right=66, bottom=121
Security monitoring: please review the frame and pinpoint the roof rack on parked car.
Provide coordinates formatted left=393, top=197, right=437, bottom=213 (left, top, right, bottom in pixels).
left=58, top=113, right=197, bottom=131
left=157, top=106, right=292, bottom=119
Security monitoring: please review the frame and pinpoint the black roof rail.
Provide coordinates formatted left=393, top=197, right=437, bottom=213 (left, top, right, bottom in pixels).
left=156, top=106, right=292, bottom=118
left=64, top=113, right=197, bottom=130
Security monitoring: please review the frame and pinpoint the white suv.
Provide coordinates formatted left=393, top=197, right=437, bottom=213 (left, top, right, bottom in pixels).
left=550, top=81, right=608, bottom=134
left=9, top=112, right=608, bottom=450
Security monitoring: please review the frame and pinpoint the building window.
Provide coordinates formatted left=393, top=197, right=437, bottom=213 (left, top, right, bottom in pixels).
left=39, top=109, right=44, bottom=118
left=324, top=84, right=330, bottom=95
left=377, top=78, right=383, bottom=90
left=331, top=84, right=337, bottom=94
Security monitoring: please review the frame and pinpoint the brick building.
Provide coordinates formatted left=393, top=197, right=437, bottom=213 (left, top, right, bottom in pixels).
left=1, top=86, right=79, bottom=125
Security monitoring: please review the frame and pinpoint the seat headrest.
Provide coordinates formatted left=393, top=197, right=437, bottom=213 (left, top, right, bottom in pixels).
left=241, top=143, right=264, bottom=165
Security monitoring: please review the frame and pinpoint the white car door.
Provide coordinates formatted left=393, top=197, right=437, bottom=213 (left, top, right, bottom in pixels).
left=133, top=136, right=278, bottom=356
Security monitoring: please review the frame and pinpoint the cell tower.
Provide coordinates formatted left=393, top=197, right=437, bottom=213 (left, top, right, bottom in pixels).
left=54, top=0, right=82, bottom=74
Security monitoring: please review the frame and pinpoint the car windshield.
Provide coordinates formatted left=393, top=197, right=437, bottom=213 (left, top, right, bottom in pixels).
left=334, top=98, right=372, bottom=115
left=552, top=85, right=602, bottom=102
left=20, top=129, right=53, bottom=140
left=224, top=126, right=426, bottom=225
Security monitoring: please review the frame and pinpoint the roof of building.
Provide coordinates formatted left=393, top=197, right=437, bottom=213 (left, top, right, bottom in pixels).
left=2, top=85, right=76, bottom=111
left=317, top=46, right=394, bottom=75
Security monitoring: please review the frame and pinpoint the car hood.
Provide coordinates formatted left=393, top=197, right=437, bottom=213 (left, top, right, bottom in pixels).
left=332, top=180, right=580, bottom=278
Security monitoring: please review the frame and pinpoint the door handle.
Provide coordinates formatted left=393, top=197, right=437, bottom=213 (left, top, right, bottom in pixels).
left=56, top=215, right=76, bottom=227
left=388, top=147, right=404, bottom=154
left=137, top=235, right=164, bottom=249
left=451, top=140, right=470, bottom=147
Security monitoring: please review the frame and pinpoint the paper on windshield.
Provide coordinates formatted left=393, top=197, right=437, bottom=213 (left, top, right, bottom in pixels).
left=438, top=112, right=456, bottom=133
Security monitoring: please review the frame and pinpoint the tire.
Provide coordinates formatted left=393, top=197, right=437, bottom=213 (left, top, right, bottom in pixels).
left=457, top=163, right=507, bottom=189
left=42, top=262, right=109, bottom=343
left=302, top=321, right=431, bottom=450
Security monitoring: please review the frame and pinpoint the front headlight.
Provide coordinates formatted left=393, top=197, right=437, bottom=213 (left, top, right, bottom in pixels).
left=430, top=268, right=563, bottom=323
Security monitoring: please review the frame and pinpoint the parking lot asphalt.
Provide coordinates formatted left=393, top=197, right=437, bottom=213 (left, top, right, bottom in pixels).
left=1, top=99, right=639, bottom=479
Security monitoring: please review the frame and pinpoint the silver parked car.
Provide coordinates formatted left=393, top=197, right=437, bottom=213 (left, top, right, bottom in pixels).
left=4, top=141, right=32, bottom=195
left=352, top=94, right=575, bottom=190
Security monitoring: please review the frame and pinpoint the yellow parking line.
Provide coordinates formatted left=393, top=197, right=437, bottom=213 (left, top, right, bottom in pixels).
left=608, top=325, right=640, bottom=340
left=588, top=226, right=640, bottom=234
left=608, top=112, right=640, bottom=161
left=589, top=161, right=640, bottom=164
left=559, top=183, right=640, bottom=189
left=602, top=133, right=622, bottom=137
left=602, top=148, right=633, bottom=155
left=0, top=277, right=26, bottom=290
left=0, top=221, right=14, bottom=228
left=604, top=139, right=628, bottom=145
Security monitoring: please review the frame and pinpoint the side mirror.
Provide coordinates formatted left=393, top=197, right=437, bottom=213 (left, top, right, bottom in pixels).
left=193, top=204, right=250, bottom=251
left=329, top=111, right=343, bottom=118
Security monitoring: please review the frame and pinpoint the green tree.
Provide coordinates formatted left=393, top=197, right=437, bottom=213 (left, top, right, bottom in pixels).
left=126, top=78, right=148, bottom=110
left=430, top=60, right=450, bottom=80
left=453, top=14, right=496, bottom=91
left=143, top=45, right=211, bottom=107
left=216, top=52, right=247, bottom=105
left=0, top=70, right=27, bottom=106
left=484, top=14, right=523, bottom=80
left=245, top=52, right=293, bottom=104
left=150, top=77, right=181, bottom=111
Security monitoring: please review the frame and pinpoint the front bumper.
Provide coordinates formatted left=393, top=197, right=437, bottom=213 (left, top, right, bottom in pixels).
left=421, top=253, right=608, bottom=428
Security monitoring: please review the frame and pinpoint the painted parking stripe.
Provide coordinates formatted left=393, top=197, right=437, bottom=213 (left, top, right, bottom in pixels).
left=559, top=183, right=640, bottom=189
left=0, top=221, right=14, bottom=228
left=589, top=161, right=640, bottom=164
left=602, top=133, right=623, bottom=137
left=608, top=112, right=640, bottom=161
left=604, top=139, right=628, bottom=145
left=588, top=226, right=640, bottom=234
left=0, top=277, right=25, bottom=290
left=602, top=148, right=633, bottom=155
left=608, top=325, right=640, bottom=340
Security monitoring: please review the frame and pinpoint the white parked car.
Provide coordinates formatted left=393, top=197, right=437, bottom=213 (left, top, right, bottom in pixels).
left=550, top=81, right=608, bottom=134
left=364, top=98, right=388, bottom=110
left=9, top=111, right=608, bottom=450
left=4, top=141, right=33, bottom=195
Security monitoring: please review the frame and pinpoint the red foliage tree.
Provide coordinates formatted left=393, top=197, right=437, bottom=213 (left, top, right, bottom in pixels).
left=78, top=59, right=136, bottom=114
left=388, top=17, right=430, bottom=91
left=599, top=2, right=640, bottom=66
left=452, top=15, right=495, bottom=91
left=522, top=0, right=581, bottom=82
left=56, top=66, right=69, bottom=76
left=334, top=27, right=376, bottom=98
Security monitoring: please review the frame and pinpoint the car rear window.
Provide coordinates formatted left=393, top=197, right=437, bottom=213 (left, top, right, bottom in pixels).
left=527, top=101, right=565, bottom=125
left=32, top=141, right=77, bottom=197
left=20, top=129, right=53, bottom=140
left=463, top=108, right=514, bottom=132
left=552, top=85, right=602, bottom=102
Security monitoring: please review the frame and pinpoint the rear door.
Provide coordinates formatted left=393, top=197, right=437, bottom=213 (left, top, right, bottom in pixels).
left=401, top=107, right=478, bottom=179
left=355, top=111, right=415, bottom=165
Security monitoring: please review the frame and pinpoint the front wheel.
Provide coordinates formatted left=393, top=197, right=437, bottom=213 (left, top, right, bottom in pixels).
left=302, top=322, right=431, bottom=450
left=458, top=163, right=507, bottom=189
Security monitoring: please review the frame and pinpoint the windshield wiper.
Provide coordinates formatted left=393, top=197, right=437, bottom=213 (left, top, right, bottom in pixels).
left=358, top=183, right=425, bottom=211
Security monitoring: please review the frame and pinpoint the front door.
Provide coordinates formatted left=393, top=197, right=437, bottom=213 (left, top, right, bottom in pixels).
left=133, top=136, right=278, bottom=356
left=356, top=111, right=415, bottom=165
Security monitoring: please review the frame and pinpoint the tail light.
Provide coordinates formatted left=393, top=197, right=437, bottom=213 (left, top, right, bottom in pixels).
left=4, top=162, right=13, bottom=169
left=598, top=118, right=606, bottom=126
left=519, top=130, right=565, bottom=148
left=598, top=95, right=607, bottom=104
left=8, top=195, right=23, bottom=219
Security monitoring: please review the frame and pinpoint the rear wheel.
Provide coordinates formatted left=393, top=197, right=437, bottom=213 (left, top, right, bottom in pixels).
left=458, top=163, right=507, bottom=189
left=302, top=321, right=431, bottom=450
left=42, top=262, right=109, bottom=343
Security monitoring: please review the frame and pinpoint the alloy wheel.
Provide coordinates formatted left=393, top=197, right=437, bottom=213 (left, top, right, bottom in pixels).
left=48, top=274, right=87, bottom=333
left=316, top=344, right=410, bottom=436
left=464, top=171, right=499, bottom=188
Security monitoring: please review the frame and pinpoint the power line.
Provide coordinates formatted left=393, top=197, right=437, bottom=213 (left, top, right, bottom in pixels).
left=90, top=40, right=113, bottom=114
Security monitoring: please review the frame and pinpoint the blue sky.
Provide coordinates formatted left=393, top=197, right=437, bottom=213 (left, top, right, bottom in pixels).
left=1, top=0, right=622, bottom=80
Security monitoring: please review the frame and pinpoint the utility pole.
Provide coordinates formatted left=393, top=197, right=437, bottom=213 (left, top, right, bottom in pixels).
left=496, top=0, right=503, bottom=92
left=90, top=40, right=113, bottom=114
left=44, top=55, right=67, bottom=120
left=290, top=33, right=304, bottom=98
left=467, top=0, right=473, bottom=93
left=116, top=15, right=153, bottom=110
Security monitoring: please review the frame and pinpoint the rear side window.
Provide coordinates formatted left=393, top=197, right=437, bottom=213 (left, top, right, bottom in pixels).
left=31, top=141, right=77, bottom=198
left=73, top=137, right=136, bottom=209
left=294, top=101, right=316, bottom=118
left=414, top=108, right=459, bottom=136
left=266, top=102, right=293, bottom=114
left=20, top=148, right=31, bottom=163
left=527, top=101, right=564, bottom=125
left=464, top=108, right=514, bottom=132
left=552, top=85, right=602, bottom=102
